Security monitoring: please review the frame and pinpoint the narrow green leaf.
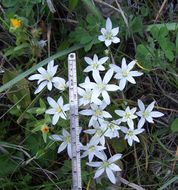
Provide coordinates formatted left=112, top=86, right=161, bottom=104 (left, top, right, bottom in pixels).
left=69, top=0, right=79, bottom=10
left=0, top=44, right=83, bottom=93
left=171, top=118, right=178, bottom=133
left=157, top=176, right=178, bottom=190
left=176, top=32, right=178, bottom=54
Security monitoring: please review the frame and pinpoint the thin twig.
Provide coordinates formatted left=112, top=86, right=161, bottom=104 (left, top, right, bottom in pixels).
left=115, top=0, right=129, bottom=27
left=155, top=0, right=168, bottom=22
left=119, top=176, right=146, bottom=190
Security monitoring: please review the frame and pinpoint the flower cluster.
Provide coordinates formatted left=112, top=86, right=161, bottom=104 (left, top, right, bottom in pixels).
left=28, top=17, right=164, bottom=185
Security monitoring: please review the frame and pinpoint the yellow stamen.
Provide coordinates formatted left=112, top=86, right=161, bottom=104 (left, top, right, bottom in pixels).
left=10, top=18, right=22, bottom=28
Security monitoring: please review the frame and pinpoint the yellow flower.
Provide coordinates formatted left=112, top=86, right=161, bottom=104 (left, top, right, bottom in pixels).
left=41, top=124, right=49, bottom=134
left=10, top=18, right=22, bottom=28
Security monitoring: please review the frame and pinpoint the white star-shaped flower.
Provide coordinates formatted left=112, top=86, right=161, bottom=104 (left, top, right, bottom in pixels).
left=28, top=60, right=61, bottom=94
left=84, top=121, right=107, bottom=146
left=110, top=58, right=143, bottom=91
left=136, top=99, right=164, bottom=128
left=81, top=139, right=106, bottom=162
left=121, top=122, right=144, bottom=146
left=98, top=18, right=120, bottom=47
left=87, top=153, right=122, bottom=184
left=79, top=102, right=112, bottom=127
left=46, top=96, right=69, bottom=125
left=80, top=69, right=119, bottom=105
left=78, top=87, right=102, bottom=106
left=83, top=54, right=108, bottom=75
left=115, top=106, right=137, bottom=127
left=49, top=128, right=72, bottom=158
left=99, top=119, right=121, bottom=139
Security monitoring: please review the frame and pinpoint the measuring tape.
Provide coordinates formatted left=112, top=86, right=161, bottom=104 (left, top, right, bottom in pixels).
left=68, top=53, right=82, bottom=190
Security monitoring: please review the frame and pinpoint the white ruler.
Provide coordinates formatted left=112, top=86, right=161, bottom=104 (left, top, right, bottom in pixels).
left=68, top=53, right=82, bottom=190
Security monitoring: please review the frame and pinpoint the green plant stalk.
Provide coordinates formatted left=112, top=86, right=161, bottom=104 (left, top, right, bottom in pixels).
left=0, top=44, right=83, bottom=93
left=81, top=0, right=103, bottom=20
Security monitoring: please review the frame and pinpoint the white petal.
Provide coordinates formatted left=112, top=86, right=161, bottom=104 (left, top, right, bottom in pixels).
left=78, top=87, right=85, bottom=96
left=127, top=75, right=136, bottom=84
left=87, top=162, right=102, bottom=167
left=106, top=168, right=116, bottom=184
left=67, top=144, right=72, bottom=159
left=37, top=67, right=46, bottom=74
left=84, top=57, right=93, bottom=65
left=28, top=74, right=43, bottom=81
left=106, top=84, right=119, bottom=91
left=93, top=54, right=98, bottom=63
left=103, top=69, right=113, bottom=84
left=47, top=81, right=53, bottom=90
left=121, top=58, right=127, bottom=70
left=105, top=39, right=112, bottom=47
left=79, top=109, right=93, bottom=116
left=99, top=56, right=109, bottom=64
left=52, top=113, right=60, bottom=125
left=119, top=78, right=127, bottom=91
left=63, top=104, right=69, bottom=111
left=106, top=18, right=112, bottom=30
left=146, top=101, right=155, bottom=112
left=91, top=90, right=100, bottom=103
left=114, top=72, right=123, bottom=79
left=127, top=60, right=136, bottom=71
left=127, top=137, right=133, bottom=146
left=60, top=112, right=67, bottom=120
left=109, top=163, right=121, bottom=171
left=95, top=151, right=106, bottom=160
left=34, top=81, right=47, bottom=94
left=93, top=71, right=102, bottom=83
left=133, top=135, right=140, bottom=142
left=46, top=108, right=56, bottom=115
left=121, top=127, right=128, bottom=133
left=47, top=97, right=57, bottom=108
left=47, top=60, right=54, bottom=71
left=136, top=111, right=143, bottom=117
left=111, top=27, right=119, bottom=36
left=57, top=96, right=63, bottom=105
left=129, top=71, right=143, bottom=76
left=115, top=110, right=124, bottom=117
left=127, top=120, right=134, bottom=130
left=102, top=91, right=110, bottom=105
left=98, top=35, right=105, bottom=42
left=49, top=134, right=62, bottom=141
left=89, top=153, right=94, bottom=162
left=62, top=128, right=69, bottom=136
left=103, top=111, right=112, bottom=118
left=83, top=66, right=92, bottom=73
left=57, top=142, right=67, bottom=153
left=138, top=118, right=145, bottom=129
left=94, top=168, right=105, bottom=178
left=146, top=116, right=154, bottom=123
left=134, top=128, right=144, bottom=135
left=110, top=64, right=121, bottom=73
left=150, top=111, right=164, bottom=118
left=112, top=37, right=120, bottom=44
left=108, top=154, right=122, bottom=163
left=138, top=99, right=145, bottom=111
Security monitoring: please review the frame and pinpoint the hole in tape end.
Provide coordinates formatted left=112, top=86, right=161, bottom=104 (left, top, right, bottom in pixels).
left=68, top=53, right=76, bottom=60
